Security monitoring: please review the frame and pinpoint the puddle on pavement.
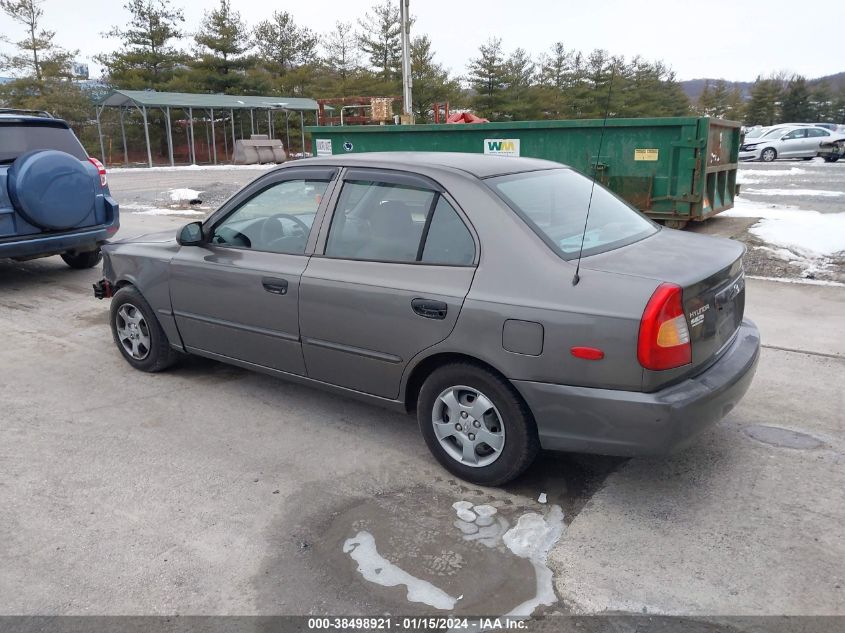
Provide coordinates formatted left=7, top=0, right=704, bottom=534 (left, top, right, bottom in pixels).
left=321, top=489, right=541, bottom=615
left=743, top=424, right=826, bottom=450
left=255, top=453, right=625, bottom=615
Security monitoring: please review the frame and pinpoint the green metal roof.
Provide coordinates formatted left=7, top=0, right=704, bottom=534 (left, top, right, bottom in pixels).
left=99, top=89, right=321, bottom=112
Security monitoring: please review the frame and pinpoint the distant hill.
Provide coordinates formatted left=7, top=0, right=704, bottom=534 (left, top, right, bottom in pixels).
left=680, top=79, right=752, bottom=101
left=680, top=71, right=845, bottom=101
left=810, top=71, right=845, bottom=91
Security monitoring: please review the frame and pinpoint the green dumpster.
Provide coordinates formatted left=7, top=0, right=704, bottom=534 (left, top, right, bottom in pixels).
left=306, top=116, right=741, bottom=227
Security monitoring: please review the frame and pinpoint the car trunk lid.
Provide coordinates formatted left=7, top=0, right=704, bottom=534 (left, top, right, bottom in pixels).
left=582, top=228, right=746, bottom=383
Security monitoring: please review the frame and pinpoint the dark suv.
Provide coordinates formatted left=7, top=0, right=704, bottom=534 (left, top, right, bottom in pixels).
left=0, top=109, right=119, bottom=268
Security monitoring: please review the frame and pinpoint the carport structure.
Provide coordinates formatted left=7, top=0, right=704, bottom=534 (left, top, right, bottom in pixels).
left=95, top=90, right=322, bottom=167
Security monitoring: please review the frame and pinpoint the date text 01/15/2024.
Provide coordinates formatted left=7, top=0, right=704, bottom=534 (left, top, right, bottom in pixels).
left=306, top=617, right=528, bottom=630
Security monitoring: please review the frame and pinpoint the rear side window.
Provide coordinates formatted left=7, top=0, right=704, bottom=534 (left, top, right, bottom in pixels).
left=325, top=180, right=475, bottom=265
left=421, top=197, right=475, bottom=265
left=488, top=168, right=656, bottom=259
left=0, top=123, right=88, bottom=162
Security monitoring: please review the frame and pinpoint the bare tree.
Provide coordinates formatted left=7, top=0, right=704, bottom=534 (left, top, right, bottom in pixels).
left=0, top=0, right=75, bottom=81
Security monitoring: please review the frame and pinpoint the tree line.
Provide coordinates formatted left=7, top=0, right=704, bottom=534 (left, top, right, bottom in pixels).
left=696, top=75, right=845, bottom=125
left=2, top=0, right=844, bottom=159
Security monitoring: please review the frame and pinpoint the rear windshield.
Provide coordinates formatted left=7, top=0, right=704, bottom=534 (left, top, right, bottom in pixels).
left=487, top=168, right=657, bottom=259
left=0, top=122, right=88, bottom=163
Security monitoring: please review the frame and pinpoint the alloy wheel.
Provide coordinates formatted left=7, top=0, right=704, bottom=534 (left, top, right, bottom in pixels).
left=115, top=303, right=151, bottom=360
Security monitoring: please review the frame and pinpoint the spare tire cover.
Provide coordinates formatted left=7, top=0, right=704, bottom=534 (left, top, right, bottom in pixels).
left=7, top=149, right=96, bottom=230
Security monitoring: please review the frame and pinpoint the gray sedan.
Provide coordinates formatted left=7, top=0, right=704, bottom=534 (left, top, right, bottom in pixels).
left=95, top=153, right=760, bottom=485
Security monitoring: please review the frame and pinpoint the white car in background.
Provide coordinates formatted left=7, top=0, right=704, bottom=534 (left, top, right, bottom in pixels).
left=740, top=125, right=845, bottom=162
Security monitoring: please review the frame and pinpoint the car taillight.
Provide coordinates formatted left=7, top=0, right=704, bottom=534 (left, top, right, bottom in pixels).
left=637, top=283, right=691, bottom=371
left=88, top=157, right=107, bottom=187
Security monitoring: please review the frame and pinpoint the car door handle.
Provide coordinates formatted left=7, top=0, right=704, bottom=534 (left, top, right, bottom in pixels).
left=262, top=277, right=288, bottom=295
left=412, top=298, right=448, bottom=320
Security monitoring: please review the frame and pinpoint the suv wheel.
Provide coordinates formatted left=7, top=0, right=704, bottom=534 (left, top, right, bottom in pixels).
left=417, top=363, right=539, bottom=485
left=110, top=286, right=178, bottom=372
left=61, top=248, right=102, bottom=269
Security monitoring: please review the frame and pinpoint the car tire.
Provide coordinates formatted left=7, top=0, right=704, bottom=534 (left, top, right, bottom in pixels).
left=824, top=156, right=840, bottom=163
left=61, top=248, right=102, bottom=269
left=664, top=219, right=688, bottom=230
left=110, top=286, right=179, bottom=372
left=760, top=148, right=777, bottom=162
left=417, top=362, right=540, bottom=486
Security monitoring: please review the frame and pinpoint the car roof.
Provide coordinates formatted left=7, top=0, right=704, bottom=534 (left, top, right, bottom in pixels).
left=292, top=152, right=565, bottom=179
left=0, top=113, right=69, bottom=127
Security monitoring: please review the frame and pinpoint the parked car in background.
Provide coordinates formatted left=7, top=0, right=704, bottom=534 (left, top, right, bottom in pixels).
left=739, top=125, right=845, bottom=162
left=94, top=153, right=759, bottom=485
left=0, top=109, right=118, bottom=268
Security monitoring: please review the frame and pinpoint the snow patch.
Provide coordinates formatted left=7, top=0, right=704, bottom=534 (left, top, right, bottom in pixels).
left=169, top=188, right=202, bottom=202
left=725, top=199, right=845, bottom=257
left=107, top=163, right=279, bottom=173
left=129, top=207, right=206, bottom=216
left=502, top=505, right=566, bottom=617
left=450, top=500, right=565, bottom=617
left=343, top=531, right=458, bottom=610
left=746, top=275, right=845, bottom=288
left=737, top=167, right=808, bottom=177
left=742, top=188, right=843, bottom=198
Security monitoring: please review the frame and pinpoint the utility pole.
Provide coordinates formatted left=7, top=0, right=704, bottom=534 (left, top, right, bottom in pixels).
left=400, top=0, right=413, bottom=123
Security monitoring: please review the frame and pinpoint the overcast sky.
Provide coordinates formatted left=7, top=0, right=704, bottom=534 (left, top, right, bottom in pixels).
left=1, top=0, right=841, bottom=82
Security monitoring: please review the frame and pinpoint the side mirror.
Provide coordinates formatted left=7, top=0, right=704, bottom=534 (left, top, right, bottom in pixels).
left=177, top=221, right=205, bottom=246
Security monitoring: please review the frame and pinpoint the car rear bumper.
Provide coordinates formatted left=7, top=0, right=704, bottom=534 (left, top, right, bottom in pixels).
left=0, top=220, right=119, bottom=259
left=513, top=319, right=760, bottom=456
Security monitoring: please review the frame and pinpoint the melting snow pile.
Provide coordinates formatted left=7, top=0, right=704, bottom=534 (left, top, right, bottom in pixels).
left=501, top=506, right=565, bottom=617
left=726, top=198, right=845, bottom=258
left=342, top=499, right=567, bottom=617
left=342, top=531, right=458, bottom=610
left=169, top=188, right=202, bottom=203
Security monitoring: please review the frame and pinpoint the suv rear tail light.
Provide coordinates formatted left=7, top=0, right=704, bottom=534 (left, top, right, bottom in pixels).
left=88, top=157, right=107, bottom=187
left=637, top=283, right=691, bottom=371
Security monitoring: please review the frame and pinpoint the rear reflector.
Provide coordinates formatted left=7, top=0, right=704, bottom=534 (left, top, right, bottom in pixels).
left=88, top=157, right=107, bottom=187
left=571, top=346, right=604, bottom=360
left=638, top=283, right=691, bottom=371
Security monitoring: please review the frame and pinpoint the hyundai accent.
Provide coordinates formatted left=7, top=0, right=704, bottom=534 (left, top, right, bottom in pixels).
left=94, top=153, right=760, bottom=485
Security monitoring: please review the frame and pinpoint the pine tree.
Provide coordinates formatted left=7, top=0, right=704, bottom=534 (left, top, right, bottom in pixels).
left=809, top=81, right=834, bottom=122
left=357, top=1, right=401, bottom=82
left=503, top=48, right=540, bottom=120
left=467, top=38, right=508, bottom=120
left=781, top=76, right=812, bottom=122
left=96, top=0, right=185, bottom=89
left=254, top=11, right=318, bottom=73
left=696, top=79, right=742, bottom=120
left=410, top=35, right=459, bottom=123
left=191, top=0, right=251, bottom=93
left=745, top=76, right=783, bottom=126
